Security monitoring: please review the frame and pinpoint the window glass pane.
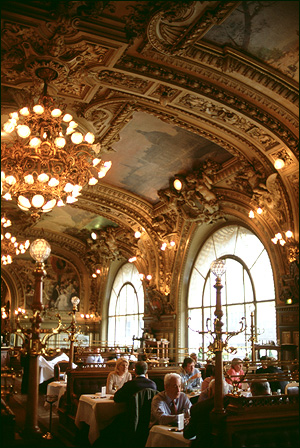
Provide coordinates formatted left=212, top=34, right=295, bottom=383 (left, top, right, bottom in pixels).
left=108, top=263, right=144, bottom=345
left=188, top=225, right=276, bottom=361
left=256, top=302, right=276, bottom=344
left=244, top=273, right=254, bottom=303
left=188, top=269, right=205, bottom=308
left=188, top=308, right=202, bottom=353
left=124, top=284, right=137, bottom=313
left=213, top=225, right=238, bottom=258
left=250, top=251, right=275, bottom=301
left=224, top=259, right=244, bottom=304
left=116, top=288, right=127, bottom=315
left=195, top=239, right=216, bottom=277
left=226, top=304, right=245, bottom=334
left=203, top=276, right=214, bottom=307
left=235, top=227, right=264, bottom=268
left=107, top=316, right=116, bottom=345
left=108, top=290, right=117, bottom=316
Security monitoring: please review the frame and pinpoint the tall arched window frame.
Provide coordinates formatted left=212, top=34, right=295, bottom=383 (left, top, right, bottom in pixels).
left=188, top=225, right=276, bottom=360
left=108, top=262, right=144, bottom=346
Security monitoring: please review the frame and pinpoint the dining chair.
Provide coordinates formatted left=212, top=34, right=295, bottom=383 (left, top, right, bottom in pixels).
left=126, top=387, right=158, bottom=446
left=53, top=361, right=69, bottom=381
left=284, top=381, right=299, bottom=395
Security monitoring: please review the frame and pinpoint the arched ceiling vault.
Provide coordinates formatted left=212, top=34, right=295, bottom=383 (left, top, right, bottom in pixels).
left=1, top=1, right=298, bottom=301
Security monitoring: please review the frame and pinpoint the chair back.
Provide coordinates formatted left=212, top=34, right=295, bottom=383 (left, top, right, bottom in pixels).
left=127, top=388, right=157, bottom=446
left=285, top=381, right=299, bottom=395
left=54, top=361, right=69, bottom=380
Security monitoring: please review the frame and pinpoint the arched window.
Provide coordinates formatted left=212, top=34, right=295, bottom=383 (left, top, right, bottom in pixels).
left=108, top=262, right=144, bottom=346
left=188, top=225, right=276, bottom=360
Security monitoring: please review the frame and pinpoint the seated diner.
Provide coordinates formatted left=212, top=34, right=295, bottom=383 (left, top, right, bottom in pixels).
left=106, top=357, right=132, bottom=394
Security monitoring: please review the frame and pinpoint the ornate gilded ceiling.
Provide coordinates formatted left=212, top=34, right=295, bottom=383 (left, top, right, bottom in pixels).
left=1, top=1, right=299, bottom=307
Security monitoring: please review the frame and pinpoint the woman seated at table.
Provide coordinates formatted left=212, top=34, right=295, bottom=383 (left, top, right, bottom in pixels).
left=225, top=358, right=244, bottom=388
left=106, top=357, right=132, bottom=394
left=197, top=365, right=215, bottom=402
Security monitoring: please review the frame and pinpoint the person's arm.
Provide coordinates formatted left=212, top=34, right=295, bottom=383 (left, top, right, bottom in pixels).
left=151, top=398, right=177, bottom=426
left=106, top=372, right=115, bottom=394
left=113, top=382, right=128, bottom=402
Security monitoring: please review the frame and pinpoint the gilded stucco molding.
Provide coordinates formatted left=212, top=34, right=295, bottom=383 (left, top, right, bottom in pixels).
left=116, top=56, right=298, bottom=150
left=146, top=2, right=239, bottom=56
left=139, top=45, right=298, bottom=111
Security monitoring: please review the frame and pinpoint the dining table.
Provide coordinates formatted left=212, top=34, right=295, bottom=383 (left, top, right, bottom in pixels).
left=74, top=394, right=126, bottom=445
left=45, top=380, right=67, bottom=408
left=146, top=425, right=193, bottom=447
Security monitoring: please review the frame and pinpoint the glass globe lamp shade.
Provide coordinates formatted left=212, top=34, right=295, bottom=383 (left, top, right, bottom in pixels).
left=29, top=239, right=51, bottom=262
left=173, top=179, right=182, bottom=191
left=71, top=296, right=80, bottom=307
left=210, top=259, right=226, bottom=277
left=274, top=158, right=285, bottom=170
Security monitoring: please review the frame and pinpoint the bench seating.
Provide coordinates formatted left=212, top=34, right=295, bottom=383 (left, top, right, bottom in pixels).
left=223, top=394, right=299, bottom=447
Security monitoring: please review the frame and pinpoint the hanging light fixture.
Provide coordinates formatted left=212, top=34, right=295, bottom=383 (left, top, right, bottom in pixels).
left=1, top=67, right=112, bottom=219
left=1, top=216, right=30, bottom=265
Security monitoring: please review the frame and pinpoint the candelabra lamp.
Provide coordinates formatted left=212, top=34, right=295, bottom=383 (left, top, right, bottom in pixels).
left=12, top=239, right=64, bottom=440
left=63, top=296, right=80, bottom=370
left=244, top=307, right=264, bottom=362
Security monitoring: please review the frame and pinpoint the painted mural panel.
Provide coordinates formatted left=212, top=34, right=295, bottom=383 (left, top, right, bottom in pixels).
left=203, top=1, right=299, bottom=80
left=14, top=256, right=80, bottom=312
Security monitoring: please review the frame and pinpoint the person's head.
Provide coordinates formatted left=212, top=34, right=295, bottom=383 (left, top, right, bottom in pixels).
left=208, top=379, right=229, bottom=398
left=205, top=364, right=215, bottom=378
left=260, top=356, right=271, bottom=369
left=115, top=357, right=129, bottom=375
left=250, top=380, right=271, bottom=396
left=190, top=353, right=198, bottom=363
left=231, top=358, right=243, bottom=372
left=164, top=373, right=182, bottom=400
left=182, top=357, right=195, bottom=374
left=134, top=361, right=148, bottom=376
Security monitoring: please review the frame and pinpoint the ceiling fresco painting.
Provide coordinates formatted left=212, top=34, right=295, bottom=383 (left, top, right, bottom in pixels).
left=105, top=112, right=233, bottom=203
left=0, top=1, right=298, bottom=315
left=203, top=1, right=299, bottom=79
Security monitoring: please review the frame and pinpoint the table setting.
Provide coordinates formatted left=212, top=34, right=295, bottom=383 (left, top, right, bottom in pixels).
left=74, top=393, right=126, bottom=445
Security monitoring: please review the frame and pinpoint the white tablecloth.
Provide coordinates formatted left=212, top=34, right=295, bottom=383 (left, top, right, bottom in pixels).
left=39, top=353, right=76, bottom=383
left=45, top=380, right=67, bottom=407
left=146, top=425, right=192, bottom=447
left=75, top=394, right=126, bottom=445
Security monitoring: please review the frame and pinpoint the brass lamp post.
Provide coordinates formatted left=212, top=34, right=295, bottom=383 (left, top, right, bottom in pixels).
left=210, top=258, right=227, bottom=415
left=24, top=238, right=51, bottom=438
left=64, top=296, right=80, bottom=370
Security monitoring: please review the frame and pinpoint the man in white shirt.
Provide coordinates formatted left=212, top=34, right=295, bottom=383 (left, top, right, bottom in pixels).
left=149, top=373, right=191, bottom=428
left=177, top=357, right=202, bottom=393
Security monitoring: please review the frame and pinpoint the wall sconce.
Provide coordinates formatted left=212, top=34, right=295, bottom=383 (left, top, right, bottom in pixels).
left=274, top=158, right=285, bottom=169
left=248, top=207, right=263, bottom=218
left=91, top=266, right=102, bottom=278
left=271, top=230, right=293, bottom=246
left=160, top=240, right=176, bottom=251
left=173, top=179, right=182, bottom=191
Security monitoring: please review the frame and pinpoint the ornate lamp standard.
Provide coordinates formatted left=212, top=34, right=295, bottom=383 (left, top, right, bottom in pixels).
left=210, top=258, right=227, bottom=415
left=64, top=296, right=80, bottom=370
left=23, top=238, right=51, bottom=438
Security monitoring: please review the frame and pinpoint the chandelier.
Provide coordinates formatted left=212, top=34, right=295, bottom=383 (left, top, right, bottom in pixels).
left=1, top=216, right=30, bottom=265
left=1, top=68, right=112, bottom=219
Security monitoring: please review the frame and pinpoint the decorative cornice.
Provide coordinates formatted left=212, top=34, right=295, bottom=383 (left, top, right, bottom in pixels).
left=115, top=58, right=298, bottom=154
